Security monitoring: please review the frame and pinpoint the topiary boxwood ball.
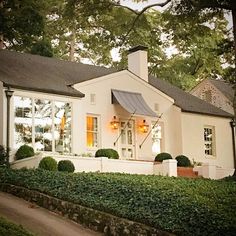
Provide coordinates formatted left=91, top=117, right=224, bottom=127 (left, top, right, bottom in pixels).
left=38, top=156, right=57, bottom=171
left=176, top=155, right=191, bottom=167
left=155, top=152, right=172, bottom=162
left=58, top=160, right=75, bottom=173
left=95, top=148, right=119, bottom=159
left=15, top=145, right=35, bottom=160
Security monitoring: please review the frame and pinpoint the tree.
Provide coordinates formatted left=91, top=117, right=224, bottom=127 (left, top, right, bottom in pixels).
left=0, top=0, right=45, bottom=50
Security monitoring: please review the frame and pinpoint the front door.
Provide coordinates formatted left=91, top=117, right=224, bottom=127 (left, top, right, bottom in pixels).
left=119, top=119, right=135, bottom=159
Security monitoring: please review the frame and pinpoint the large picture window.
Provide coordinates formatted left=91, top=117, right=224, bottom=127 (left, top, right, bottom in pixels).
left=86, top=115, right=99, bottom=148
left=14, top=96, right=72, bottom=153
left=204, top=126, right=215, bottom=156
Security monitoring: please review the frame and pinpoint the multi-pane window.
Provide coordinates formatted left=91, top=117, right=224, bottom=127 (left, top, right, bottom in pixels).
left=14, top=97, right=33, bottom=147
left=204, top=126, right=215, bottom=156
left=86, top=115, right=99, bottom=148
left=151, top=123, right=162, bottom=155
left=14, top=96, right=72, bottom=153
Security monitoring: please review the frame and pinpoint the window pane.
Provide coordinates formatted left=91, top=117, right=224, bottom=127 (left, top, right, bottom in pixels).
left=14, top=96, right=33, bottom=149
left=86, top=116, right=98, bottom=147
left=34, top=99, right=52, bottom=151
left=204, top=127, right=215, bottom=156
left=152, top=124, right=162, bottom=155
left=54, top=102, right=72, bottom=153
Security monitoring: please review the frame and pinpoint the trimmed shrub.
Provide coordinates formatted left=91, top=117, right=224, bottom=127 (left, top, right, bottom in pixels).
left=38, top=157, right=57, bottom=171
left=0, top=145, right=7, bottom=166
left=176, top=155, right=191, bottom=167
left=95, top=148, right=119, bottom=159
left=58, top=160, right=75, bottom=173
left=155, top=152, right=172, bottom=162
left=15, top=145, right=34, bottom=160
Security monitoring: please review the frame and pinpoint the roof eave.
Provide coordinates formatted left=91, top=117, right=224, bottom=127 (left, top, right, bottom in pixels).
left=181, top=109, right=233, bottom=119
left=3, top=83, right=85, bottom=98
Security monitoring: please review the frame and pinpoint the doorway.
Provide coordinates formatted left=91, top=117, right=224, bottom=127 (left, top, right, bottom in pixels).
left=119, top=119, right=135, bottom=159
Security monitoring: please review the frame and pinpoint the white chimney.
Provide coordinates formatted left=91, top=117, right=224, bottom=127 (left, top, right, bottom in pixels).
left=128, top=46, right=148, bottom=82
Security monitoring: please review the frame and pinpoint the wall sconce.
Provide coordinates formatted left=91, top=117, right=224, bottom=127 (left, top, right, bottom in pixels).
left=110, top=116, right=119, bottom=129
left=139, top=120, right=149, bottom=133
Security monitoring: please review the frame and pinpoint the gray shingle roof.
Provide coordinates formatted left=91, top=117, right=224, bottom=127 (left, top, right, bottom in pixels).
left=149, top=76, right=233, bottom=118
left=0, top=50, right=232, bottom=118
left=208, top=79, right=235, bottom=102
left=0, top=50, right=116, bottom=98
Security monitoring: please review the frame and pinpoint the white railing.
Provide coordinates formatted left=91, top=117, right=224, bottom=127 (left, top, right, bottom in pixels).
left=10, top=153, right=178, bottom=177
left=193, top=163, right=234, bottom=179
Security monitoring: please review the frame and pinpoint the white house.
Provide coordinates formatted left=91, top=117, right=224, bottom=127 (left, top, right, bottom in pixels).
left=0, top=47, right=234, bottom=171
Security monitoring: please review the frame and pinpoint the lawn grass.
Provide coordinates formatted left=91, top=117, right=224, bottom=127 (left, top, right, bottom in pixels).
left=0, top=168, right=235, bottom=236
left=0, top=216, right=33, bottom=236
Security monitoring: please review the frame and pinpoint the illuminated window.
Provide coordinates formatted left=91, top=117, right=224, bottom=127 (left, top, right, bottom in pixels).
left=86, top=115, right=99, bottom=148
left=204, top=126, right=215, bottom=156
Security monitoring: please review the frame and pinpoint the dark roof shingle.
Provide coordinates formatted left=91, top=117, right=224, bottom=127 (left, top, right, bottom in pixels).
left=208, top=79, right=234, bottom=102
left=149, top=76, right=233, bottom=118
left=0, top=50, right=116, bottom=97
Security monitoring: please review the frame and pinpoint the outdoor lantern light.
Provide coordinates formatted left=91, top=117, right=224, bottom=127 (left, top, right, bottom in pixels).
left=139, top=120, right=149, bottom=133
left=110, top=116, right=119, bottom=129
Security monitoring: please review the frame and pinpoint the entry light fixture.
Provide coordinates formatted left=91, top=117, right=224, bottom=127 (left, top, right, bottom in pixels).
left=139, top=120, right=149, bottom=133
left=110, top=116, right=119, bottom=129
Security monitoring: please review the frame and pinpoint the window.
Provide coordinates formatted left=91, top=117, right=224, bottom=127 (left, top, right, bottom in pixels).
left=204, top=126, right=215, bottom=156
left=90, top=94, right=96, bottom=105
left=14, top=96, right=72, bottom=153
left=86, top=115, right=99, bottom=148
left=151, top=123, right=162, bottom=155
left=54, top=102, right=71, bottom=153
left=14, top=97, right=33, bottom=148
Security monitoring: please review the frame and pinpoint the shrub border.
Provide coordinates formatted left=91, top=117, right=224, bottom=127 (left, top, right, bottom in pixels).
left=0, top=183, right=173, bottom=236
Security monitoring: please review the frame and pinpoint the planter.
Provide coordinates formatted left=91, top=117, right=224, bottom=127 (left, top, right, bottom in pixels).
left=177, top=167, right=198, bottom=178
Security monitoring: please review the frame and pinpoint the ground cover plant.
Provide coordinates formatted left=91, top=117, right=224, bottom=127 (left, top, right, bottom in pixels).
left=0, top=168, right=235, bottom=236
left=0, top=216, right=34, bottom=236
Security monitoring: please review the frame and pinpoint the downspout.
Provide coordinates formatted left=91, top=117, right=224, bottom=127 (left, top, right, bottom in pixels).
left=5, top=88, right=14, bottom=166
left=230, top=119, right=236, bottom=175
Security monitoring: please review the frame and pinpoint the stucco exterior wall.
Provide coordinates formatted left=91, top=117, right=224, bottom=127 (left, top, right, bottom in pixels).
left=191, top=80, right=233, bottom=115
left=181, top=112, right=234, bottom=169
left=73, top=71, right=174, bottom=160
left=163, top=105, right=183, bottom=158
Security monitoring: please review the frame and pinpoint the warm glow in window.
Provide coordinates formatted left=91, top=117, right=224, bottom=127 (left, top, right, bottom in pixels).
left=86, top=116, right=98, bottom=147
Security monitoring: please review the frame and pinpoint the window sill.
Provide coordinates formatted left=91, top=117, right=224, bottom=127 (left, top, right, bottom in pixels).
left=205, top=155, right=216, bottom=159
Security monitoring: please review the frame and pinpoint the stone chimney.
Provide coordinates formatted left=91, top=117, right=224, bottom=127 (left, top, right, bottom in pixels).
left=128, top=45, right=148, bottom=82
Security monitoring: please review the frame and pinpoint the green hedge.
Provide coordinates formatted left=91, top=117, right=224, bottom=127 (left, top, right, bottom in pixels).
left=15, top=145, right=35, bottom=160
left=0, top=216, right=33, bottom=236
left=0, top=168, right=235, bottom=236
left=38, top=157, right=57, bottom=171
left=58, top=160, right=75, bottom=173
left=155, top=152, right=172, bottom=162
left=0, top=145, right=7, bottom=166
left=176, top=155, right=191, bottom=167
left=95, top=148, right=119, bottom=159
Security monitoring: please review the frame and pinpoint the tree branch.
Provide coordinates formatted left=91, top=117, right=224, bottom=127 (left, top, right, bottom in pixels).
left=118, top=0, right=171, bottom=46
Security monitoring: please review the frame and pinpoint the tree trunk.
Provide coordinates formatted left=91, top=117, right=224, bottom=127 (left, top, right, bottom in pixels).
left=69, top=29, right=76, bottom=62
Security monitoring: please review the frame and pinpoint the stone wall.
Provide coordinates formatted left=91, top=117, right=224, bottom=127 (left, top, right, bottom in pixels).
left=0, top=183, right=174, bottom=236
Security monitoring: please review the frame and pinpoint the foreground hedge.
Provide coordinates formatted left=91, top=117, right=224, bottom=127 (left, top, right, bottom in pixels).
left=0, top=216, right=33, bottom=236
left=0, top=168, right=235, bottom=236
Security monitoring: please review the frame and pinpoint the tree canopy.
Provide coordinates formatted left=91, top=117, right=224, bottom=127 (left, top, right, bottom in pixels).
left=0, top=0, right=235, bottom=90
